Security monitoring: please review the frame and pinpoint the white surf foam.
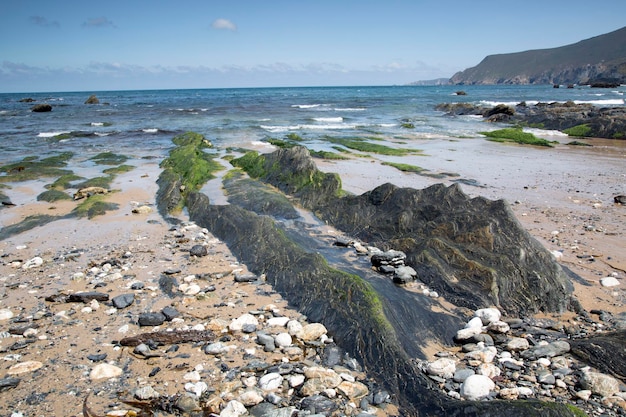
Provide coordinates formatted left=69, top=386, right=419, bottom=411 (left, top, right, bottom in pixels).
left=37, top=131, right=70, bottom=138
left=142, top=128, right=158, bottom=133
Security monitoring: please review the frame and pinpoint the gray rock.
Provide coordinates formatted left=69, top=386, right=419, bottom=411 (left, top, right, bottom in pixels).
left=189, top=244, right=208, bottom=257
left=521, top=340, right=570, bottom=360
left=235, top=273, right=258, bottom=283
left=161, top=306, right=180, bottom=321
left=0, top=377, right=20, bottom=392
left=112, top=293, right=135, bottom=309
left=453, top=368, right=475, bottom=383
left=580, top=371, right=620, bottom=397
left=138, top=312, right=166, bottom=327
left=371, top=250, right=406, bottom=267
left=300, top=394, right=337, bottom=414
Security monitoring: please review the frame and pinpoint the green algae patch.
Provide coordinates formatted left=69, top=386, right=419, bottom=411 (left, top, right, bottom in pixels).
left=157, top=132, right=224, bottom=213
left=90, top=152, right=129, bottom=165
left=48, top=174, right=84, bottom=190
left=103, top=164, right=135, bottom=175
left=563, top=124, right=592, bottom=137
left=480, top=128, right=555, bottom=147
left=73, top=194, right=119, bottom=219
left=0, top=152, right=74, bottom=183
left=382, top=161, right=425, bottom=173
left=566, top=140, right=592, bottom=147
left=37, top=189, right=72, bottom=202
left=75, top=176, right=114, bottom=189
left=326, top=137, right=422, bottom=156
left=310, top=150, right=350, bottom=160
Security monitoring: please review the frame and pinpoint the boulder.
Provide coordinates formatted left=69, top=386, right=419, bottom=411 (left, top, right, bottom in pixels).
left=84, top=94, right=99, bottom=104
left=460, top=374, right=495, bottom=400
left=31, top=103, right=52, bottom=112
left=580, top=371, right=621, bottom=397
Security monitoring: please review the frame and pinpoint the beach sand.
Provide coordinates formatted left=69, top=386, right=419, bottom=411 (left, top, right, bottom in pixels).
left=0, top=137, right=624, bottom=416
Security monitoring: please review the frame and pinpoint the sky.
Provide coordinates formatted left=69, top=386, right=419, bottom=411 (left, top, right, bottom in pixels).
left=1, top=0, right=625, bottom=93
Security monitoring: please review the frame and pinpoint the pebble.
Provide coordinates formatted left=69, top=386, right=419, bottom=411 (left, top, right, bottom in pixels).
left=0, top=309, right=14, bottom=321
left=7, top=361, right=43, bottom=375
left=460, top=374, right=495, bottom=400
left=90, top=363, right=123, bottom=380
left=600, top=277, right=620, bottom=287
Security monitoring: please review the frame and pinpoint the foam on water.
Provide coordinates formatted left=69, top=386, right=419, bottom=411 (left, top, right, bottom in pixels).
left=37, top=131, right=70, bottom=138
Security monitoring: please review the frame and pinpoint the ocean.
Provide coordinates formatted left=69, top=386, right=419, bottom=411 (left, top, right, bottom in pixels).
left=1, top=84, right=624, bottom=163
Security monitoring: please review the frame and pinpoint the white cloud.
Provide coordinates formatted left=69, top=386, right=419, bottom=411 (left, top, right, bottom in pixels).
left=211, top=18, right=237, bottom=31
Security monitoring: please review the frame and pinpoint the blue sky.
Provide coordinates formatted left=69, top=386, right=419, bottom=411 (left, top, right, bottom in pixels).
left=1, top=0, right=625, bottom=92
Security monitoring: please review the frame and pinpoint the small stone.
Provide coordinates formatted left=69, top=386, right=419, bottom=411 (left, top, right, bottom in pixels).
left=474, top=308, right=501, bottom=325
left=487, top=320, right=510, bottom=333
left=274, top=333, right=292, bottom=348
left=575, top=390, right=592, bottom=401
left=90, top=363, right=123, bottom=380
left=267, top=316, right=290, bottom=327
left=238, top=389, right=265, bottom=406
left=600, top=277, right=620, bottom=287
left=298, top=323, right=327, bottom=341
left=460, top=374, right=495, bottom=401
left=220, top=400, right=247, bottom=417
left=0, top=309, right=14, bottom=321
left=138, top=312, right=166, bottom=327
left=426, top=358, right=456, bottom=379
left=7, top=361, right=43, bottom=375
left=134, top=385, right=160, bottom=400
left=230, top=313, right=259, bottom=332
left=455, top=327, right=482, bottom=342
left=287, top=320, right=303, bottom=335
left=289, top=374, right=305, bottom=387
left=112, top=293, right=135, bottom=309
left=175, top=395, right=201, bottom=413
left=22, top=256, right=43, bottom=269
left=506, top=337, right=530, bottom=351
left=185, top=381, right=208, bottom=397
left=258, top=373, right=283, bottom=391
left=161, top=306, right=180, bottom=321
left=337, top=380, right=369, bottom=400
left=453, top=368, right=475, bottom=383
left=189, top=244, right=208, bottom=257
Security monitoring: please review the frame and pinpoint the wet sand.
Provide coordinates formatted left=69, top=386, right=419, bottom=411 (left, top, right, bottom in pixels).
left=0, top=135, right=624, bottom=415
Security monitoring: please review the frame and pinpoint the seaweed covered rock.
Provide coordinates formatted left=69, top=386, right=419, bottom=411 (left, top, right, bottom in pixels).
left=231, top=146, right=574, bottom=316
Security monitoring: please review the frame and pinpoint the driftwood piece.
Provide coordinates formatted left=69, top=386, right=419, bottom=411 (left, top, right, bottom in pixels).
left=119, top=329, right=215, bottom=347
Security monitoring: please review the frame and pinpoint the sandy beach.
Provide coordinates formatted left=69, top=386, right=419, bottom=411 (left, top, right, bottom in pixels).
left=0, top=135, right=625, bottom=416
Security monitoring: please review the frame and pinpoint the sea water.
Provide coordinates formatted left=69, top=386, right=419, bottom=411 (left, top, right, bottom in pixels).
left=1, top=84, right=624, bottom=165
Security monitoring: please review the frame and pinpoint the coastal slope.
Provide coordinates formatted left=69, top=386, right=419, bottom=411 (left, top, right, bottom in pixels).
left=450, top=26, right=626, bottom=85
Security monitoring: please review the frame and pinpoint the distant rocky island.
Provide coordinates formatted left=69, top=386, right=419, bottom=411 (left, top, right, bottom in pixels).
left=443, top=26, right=626, bottom=85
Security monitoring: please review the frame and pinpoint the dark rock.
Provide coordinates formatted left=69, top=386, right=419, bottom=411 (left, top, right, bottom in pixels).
left=161, top=306, right=180, bottom=321
left=31, top=103, right=52, bottom=112
left=241, top=323, right=257, bottom=333
left=159, top=275, right=179, bottom=297
left=84, top=94, right=99, bottom=104
left=67, top=292, right=109, bottom=303
left=138, top=312, right=166, bottom=327
left=484, top=104, right=515, bottom=117
left=112, top=293, right=135, bottom=309
left=234, top=273, right=258, bottom=283
left=300, top=394, right=337, bottom=414
left=614, top=195, right=626, bottom=205
left=156, top=169, right=183, bottom=217
left=570, top=330, right=626, bottom=381
left=189, top=244, right=208, bottom=257
left=19, top=98, right=35, bottom=102
left=371, top=250, right=406, bottom=267
left=87, top=353, right=107, bottom=362
left=0, top=377, right=20, bottom=392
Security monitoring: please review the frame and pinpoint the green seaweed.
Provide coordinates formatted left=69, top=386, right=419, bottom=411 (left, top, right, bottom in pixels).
left=158, top=132, right=224, bottom=212
left=90, top=152, right=129, bottom=165
left=401, top=122, right=415, bottom=129
left=0, top=152, right=74, bottom=182
left=310, top=150, right=350, bottom=160
left=325, top=137, right=422, bottom=156
left=47, top=174, right=84, bottom=190
left=480, top=128, right=554, bottom=147
left=563, top=124, right=592, bottom=137
left=37, top=189, right=72, bottom=202
left=103, top=164, right=135, bottom=175
left=73, top=194, right=119, bottom=219
left=382, top=161, right=425, bottom=173
left=75, top=176, right=113, bottom=189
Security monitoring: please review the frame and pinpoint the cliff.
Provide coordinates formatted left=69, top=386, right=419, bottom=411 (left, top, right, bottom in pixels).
left=450, top=26, right=626, bottom=85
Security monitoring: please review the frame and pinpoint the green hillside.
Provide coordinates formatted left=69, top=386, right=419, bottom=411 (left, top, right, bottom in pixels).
left=450, top=26, right=626, bottom=85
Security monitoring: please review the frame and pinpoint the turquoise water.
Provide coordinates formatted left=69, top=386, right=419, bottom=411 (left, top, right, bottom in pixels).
left=0, top=84, right=624, bottom=163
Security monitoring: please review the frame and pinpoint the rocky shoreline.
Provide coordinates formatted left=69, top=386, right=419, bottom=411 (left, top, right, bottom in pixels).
left=435, top=100, right=626, bottom=139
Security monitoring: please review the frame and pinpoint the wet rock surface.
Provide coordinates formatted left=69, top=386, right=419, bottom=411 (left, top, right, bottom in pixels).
left=436, top=101, right=626, bottom=139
